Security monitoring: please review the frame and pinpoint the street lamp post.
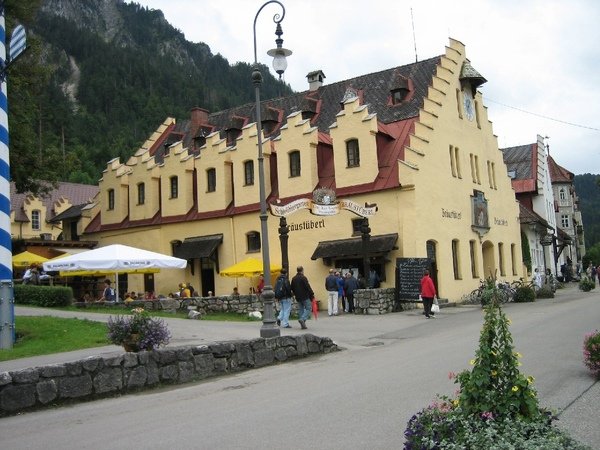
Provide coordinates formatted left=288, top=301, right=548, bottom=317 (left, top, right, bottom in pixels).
left=253, top=1, right=291, bottom=338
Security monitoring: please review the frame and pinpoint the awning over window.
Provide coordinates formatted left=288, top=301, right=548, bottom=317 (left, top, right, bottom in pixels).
left=173, top=234, right=223, bottom=259
left=311, top=233, right=398, bottom=260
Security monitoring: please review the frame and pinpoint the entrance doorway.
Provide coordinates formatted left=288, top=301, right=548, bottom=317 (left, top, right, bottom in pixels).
left=144, top=273, right=155, bottom=296
left=200, top=258, right=215, bottom=296
left=482, top=241, right=496, bottom=279
left=426, top=240, right=439, bottom=294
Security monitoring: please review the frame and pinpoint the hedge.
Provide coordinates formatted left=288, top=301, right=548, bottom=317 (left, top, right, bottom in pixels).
left=14, top=284, right=73, bottom=307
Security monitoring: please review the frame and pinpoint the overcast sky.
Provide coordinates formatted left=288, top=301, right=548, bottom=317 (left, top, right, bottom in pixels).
left=134, top=0, right=600, bottom=176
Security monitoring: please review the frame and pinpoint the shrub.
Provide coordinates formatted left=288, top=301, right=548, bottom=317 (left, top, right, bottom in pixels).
left=403, top=281, right=590, bottom=449
left=480, top=287, right=495, bottom=306
left=404, top=407, right=589, bottom=450
left=583, top=330, right=600, bottom=377
left=514, top=286, right=535, bottom=303
left=107, top=308, right=170, bottom=351
left=14, top=284, right=73, bottom=307
left=535, top=286, right=555, bottom=299
left=455, top=302, right=540, bottom=420
left=579, top=277, right=595, bottom=292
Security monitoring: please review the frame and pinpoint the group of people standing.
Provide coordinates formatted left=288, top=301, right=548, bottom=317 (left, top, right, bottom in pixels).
left=324, top=269, right=359, bottom=316
left=273, top=266, right=365, bottom=329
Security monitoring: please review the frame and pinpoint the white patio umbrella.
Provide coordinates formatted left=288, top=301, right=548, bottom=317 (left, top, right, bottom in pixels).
left=42, top=244, right=187, bottom=301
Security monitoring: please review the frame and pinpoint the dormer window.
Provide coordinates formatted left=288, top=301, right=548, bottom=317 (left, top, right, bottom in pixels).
left=391, top=88, right=409, bottom=104
left=261, top=119, right=278, bottom=136
left=194, top=135, right=206, bottom=149
left=225, top=129, right=241, bottom=146
left=389, top=74, right=411, bottom=105
left=260, top=106, right=280, bottom=136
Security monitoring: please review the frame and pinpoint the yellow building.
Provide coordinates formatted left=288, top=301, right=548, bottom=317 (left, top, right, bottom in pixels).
left=10, top=181, right=99, bottom=241
left=82, top=38, right=524, bottom=302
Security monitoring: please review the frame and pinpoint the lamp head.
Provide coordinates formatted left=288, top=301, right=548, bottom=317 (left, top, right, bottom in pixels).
left=266, top=23, right=292, bottom=78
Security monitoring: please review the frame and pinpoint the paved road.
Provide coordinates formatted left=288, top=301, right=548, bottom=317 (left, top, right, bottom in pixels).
left=1, top=284, right=599, bottom=449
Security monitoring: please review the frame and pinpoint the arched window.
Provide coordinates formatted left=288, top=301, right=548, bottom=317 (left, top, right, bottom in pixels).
left=289, top=150, right=301, bottom=177
left=559, top=187, right=567, bottom=201
left=107, top=189, right=115, bottom=210
left=452, top=239, right=461, bottom=280
left=207, top=168, right=216, bottom=192
left=346, top=139, right=360, bottom=167
left=244, top=160, right=254, bottom=186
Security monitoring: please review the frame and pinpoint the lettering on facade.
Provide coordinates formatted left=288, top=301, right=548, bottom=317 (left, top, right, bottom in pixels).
left=270, top=188, right=378, bottom=218
left=288, top=219, right=326, bottom=232
left=494, top=217, right=508, bottom=226
left=441, top=208, right=462, bottom=219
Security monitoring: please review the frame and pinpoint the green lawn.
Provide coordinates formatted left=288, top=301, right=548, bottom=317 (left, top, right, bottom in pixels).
left=0, top=310, right=261, bottom=362
left=59, top=305, right=260, bottom=322
left=0, top=316, right=109, bottom=362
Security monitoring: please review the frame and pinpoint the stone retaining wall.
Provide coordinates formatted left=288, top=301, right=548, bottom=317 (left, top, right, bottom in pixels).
left=354, top=288, right=418, bottom=314
left=75, top=291, right=418, bottom=316
left=0, top=334, right=338, bottom=417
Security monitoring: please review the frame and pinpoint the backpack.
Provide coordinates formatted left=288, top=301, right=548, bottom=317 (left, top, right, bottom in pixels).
left=274, top=277, right=286, bottom=299
left=106, top=287, right=115, bottom=301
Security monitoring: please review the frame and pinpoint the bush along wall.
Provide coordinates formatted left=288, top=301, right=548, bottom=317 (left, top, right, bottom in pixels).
left=0, top=334, right=338, bottom=416
left=14, top=285, right=73, bottom=307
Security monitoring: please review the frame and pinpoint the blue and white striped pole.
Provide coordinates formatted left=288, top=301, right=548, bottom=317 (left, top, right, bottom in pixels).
left=0, top=5, right=20, bottom=349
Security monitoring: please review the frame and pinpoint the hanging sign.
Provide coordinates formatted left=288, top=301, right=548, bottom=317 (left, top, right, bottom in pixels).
left=270, top=188, right=377, bottom=218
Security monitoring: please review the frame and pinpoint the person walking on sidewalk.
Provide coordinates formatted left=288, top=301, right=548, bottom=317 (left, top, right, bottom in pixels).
left=325, top=268, right=339, bottom=316
left=291, top=266, right=314, bottom=330
left=274, top=268, right=293, bottom=328
left=420, top=269, right=437, bottom=319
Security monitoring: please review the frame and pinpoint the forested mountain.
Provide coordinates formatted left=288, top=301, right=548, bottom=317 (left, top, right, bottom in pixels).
left=574, top=174, right=600, bottom=249
left=5, top=0, right=292, bottom=194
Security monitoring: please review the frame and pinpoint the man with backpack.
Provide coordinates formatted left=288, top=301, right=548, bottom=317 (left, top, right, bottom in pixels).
left=274, top=268, right=293, bottom=328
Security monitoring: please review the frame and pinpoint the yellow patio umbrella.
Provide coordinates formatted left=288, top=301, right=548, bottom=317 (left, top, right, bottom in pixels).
left=219, top=257, right=281, bottom=278
left=12, top=251, right=48, bottom=268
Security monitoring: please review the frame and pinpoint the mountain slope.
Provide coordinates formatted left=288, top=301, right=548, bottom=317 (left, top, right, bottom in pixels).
left=8, top=0, right=293, bottom=191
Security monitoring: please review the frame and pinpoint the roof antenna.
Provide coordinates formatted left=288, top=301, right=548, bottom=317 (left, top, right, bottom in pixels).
left=411, top=7, right=418, bottom=62
left=544, top=135, right=550, bottom=155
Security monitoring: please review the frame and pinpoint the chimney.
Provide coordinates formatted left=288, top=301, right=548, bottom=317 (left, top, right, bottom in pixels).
left=307, top=70, right=326, bottom=91
left=190, top=107, right=209, bottom=128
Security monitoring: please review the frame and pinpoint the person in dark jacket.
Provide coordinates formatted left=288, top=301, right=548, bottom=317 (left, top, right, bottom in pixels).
left=290, top=266, right=314, bottom=330
left=344, top=271, right=359, bottom=313
left=274, top=268, right=293, bottom=328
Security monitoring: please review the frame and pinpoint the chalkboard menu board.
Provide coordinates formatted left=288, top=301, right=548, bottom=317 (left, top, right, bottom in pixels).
left=396, top=257, right=431, bottom=301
